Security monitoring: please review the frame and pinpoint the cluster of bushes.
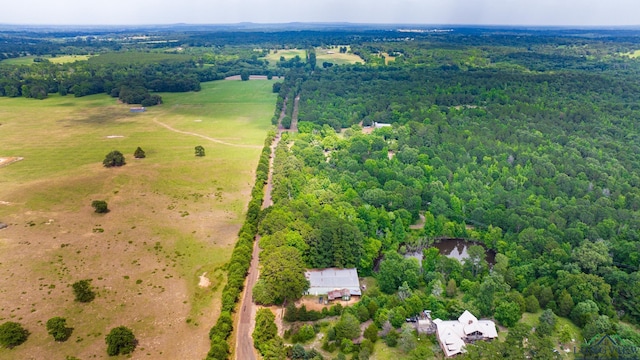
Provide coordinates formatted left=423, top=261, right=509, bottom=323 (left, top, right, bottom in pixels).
left=112, top=86, right=162, bottom=107
left=284, top=323, right=317, bottom=344
left=253, top=308, right=286, bottom=358
left=206, top=130, right=276, bottom=360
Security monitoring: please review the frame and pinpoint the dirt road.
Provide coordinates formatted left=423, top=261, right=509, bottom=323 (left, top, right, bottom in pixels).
left=290, top=95, right=300, bottom=132
left=235, top=98, right=287, bottom=359
left=153, top=118, right=262, bottom=149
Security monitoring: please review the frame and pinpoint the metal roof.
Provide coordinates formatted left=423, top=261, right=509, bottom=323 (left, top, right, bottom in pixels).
left=305, top=268, right=361, bottom=296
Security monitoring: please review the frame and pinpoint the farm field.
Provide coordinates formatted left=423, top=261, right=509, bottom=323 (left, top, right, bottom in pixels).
left=316, top=46, right=363, bottom=65
left=622, top=49, right=640, bottom=58
left=0, top=55, right=92, bottom=65
left=264, top=49, right=307, bottom=66
left=263, top=47, right=363, bottom=67
left=0, top=79, right=276, bottom=359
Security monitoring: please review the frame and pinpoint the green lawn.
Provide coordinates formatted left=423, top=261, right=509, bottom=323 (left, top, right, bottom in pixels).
left=519, top=311, right=582, bottom=358
left=316, top=46, right=364, bottom=65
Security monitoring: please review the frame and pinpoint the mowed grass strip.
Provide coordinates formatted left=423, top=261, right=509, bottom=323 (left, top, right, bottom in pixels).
left=0, top=79, right=276, bottom=359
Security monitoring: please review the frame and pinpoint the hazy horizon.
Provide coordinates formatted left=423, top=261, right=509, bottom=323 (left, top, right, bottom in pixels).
left=2, top=0, right=638, bottom=27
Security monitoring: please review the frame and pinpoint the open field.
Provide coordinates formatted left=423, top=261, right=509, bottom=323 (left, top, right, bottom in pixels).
left=0, top=55, right=91, bottom=65
left=264, top=49, right=307, bottom=66
left=316, top=46, right=364, bottom=65
left=380, top=52, right=396, bottom=65
left=0, top=80, right=276, bottom=359
left=263, top=47, right=363, bottom=67
left=622, top=49, right=640, bottom=58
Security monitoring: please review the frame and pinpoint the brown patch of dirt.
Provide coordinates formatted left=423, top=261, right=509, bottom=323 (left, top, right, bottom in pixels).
left=198, top=272, right=211, bottom=288
left=409, top=212, right=425, bottom=230
left=0, top=157, right=24, bottom=168
left=295, top=296, right=361, bottom=312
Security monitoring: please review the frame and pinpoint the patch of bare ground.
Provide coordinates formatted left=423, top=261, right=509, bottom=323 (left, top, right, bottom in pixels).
left=0, top=165, right=241, bottom=359
left=409, top=212, right=426, bottom=230
left=0, top=157, right=24, bottom=168
left=295, top=296, right=360, bottom=312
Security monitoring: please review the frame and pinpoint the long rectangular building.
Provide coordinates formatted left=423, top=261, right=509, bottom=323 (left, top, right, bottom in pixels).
left=304, top=268, right=362, bottom=297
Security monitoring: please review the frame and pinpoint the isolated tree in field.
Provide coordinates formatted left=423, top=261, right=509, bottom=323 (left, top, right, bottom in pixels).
left=0, top=321, right=28, bottom=348
left=103, top=150, right=125, bottom=167
left=133, top=147, right=146, bottom=159
left=536, top=309, right=557, bottom=337
left=241, top=70, right=250, bottom=81
left=105, top=326, right=136, bottom=356
left=91, top=200, right=108, bottom=213
left=46, top=317, right=71, bottom=341
left=72, top=279, right=96, bottom=303
left=195, top=145, right=205, bottom=157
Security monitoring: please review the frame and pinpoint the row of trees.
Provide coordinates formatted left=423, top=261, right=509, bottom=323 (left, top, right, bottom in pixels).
left=206, top=131, right=276, bottom=360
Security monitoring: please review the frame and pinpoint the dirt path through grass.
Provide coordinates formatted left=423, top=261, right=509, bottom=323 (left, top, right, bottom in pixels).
left=153, top=118, right=262, bottom=149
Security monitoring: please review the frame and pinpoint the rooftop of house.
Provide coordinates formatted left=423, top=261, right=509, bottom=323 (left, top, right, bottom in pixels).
left=433, top=310, right=498, bottom=357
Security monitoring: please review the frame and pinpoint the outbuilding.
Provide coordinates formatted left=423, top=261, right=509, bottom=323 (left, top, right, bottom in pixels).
left=304, top=268, right=361, bottom=301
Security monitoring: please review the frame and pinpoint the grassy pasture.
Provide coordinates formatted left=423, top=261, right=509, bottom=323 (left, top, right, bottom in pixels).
left=316, top=46, right=364, bottom=65
left=381, top=52, right=396, bottom=65
left=264, top=49, right=307, bottom=66
left=263, top=47, right=363, bottom=67
left=621, top=49, right=640, bottom=58
left=0, top=55, right=91, bottom=65
left=0, top=80, right=276, bottom=359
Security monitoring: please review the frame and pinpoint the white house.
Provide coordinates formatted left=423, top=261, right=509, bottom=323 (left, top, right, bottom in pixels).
left=433, top=310, right=498, bottom=357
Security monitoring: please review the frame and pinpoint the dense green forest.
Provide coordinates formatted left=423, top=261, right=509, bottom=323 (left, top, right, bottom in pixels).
left=253, top=31, right=640, bottom=359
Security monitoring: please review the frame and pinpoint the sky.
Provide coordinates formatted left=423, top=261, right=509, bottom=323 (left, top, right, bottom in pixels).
left=1, top=0, right=639, bottom=26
